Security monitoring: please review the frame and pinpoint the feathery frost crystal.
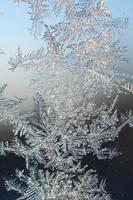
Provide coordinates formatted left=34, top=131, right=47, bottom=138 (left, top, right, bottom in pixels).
left=0, top=0, right=133, bottom=199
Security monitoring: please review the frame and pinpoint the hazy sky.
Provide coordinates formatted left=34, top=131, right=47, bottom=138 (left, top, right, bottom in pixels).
left=0, top=0, right=133, bottom=107
left=0, top=0, right=42, bottom=109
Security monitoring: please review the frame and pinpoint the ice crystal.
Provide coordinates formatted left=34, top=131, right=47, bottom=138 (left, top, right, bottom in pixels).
left=0, top=84, right=24, bottom=123
left=5, top=167, right=111, bottom=200
left=0, top=0, right=133, bottom=199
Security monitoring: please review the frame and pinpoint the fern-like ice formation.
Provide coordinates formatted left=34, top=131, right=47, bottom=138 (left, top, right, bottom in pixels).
left=0, top=0, right=133, bottom=199
left=0, top=84, right=24, bottom=123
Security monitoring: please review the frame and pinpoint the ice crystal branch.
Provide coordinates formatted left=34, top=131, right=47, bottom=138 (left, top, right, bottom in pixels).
left=10, top=1, right=129, bottom=106
left=5, top=167, right=111, bottom=200
left=0, top=84, right=24, bottom=123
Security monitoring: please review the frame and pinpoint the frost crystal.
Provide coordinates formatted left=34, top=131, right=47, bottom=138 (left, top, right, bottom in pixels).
left=0, top=0, right=133, bottom=199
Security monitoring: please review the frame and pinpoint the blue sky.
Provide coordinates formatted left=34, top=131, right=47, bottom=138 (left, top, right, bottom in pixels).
left=0, top=0, right=133, bottom=108
left=106, top=0, right=133, bottom=72
left=0, top=0, right=42, bottom=109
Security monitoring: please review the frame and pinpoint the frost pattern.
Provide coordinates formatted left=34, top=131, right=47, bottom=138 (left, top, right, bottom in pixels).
left=0, top=0, right=133, bottom=199
left=0, top=84, right=24, bottom=123
left=5, top=168, right=111, bottom=200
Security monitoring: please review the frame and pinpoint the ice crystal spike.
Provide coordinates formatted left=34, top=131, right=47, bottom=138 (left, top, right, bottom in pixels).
left=121, top=82, right=133, bottom=94
left=0, top=84, right=24, bottom=123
